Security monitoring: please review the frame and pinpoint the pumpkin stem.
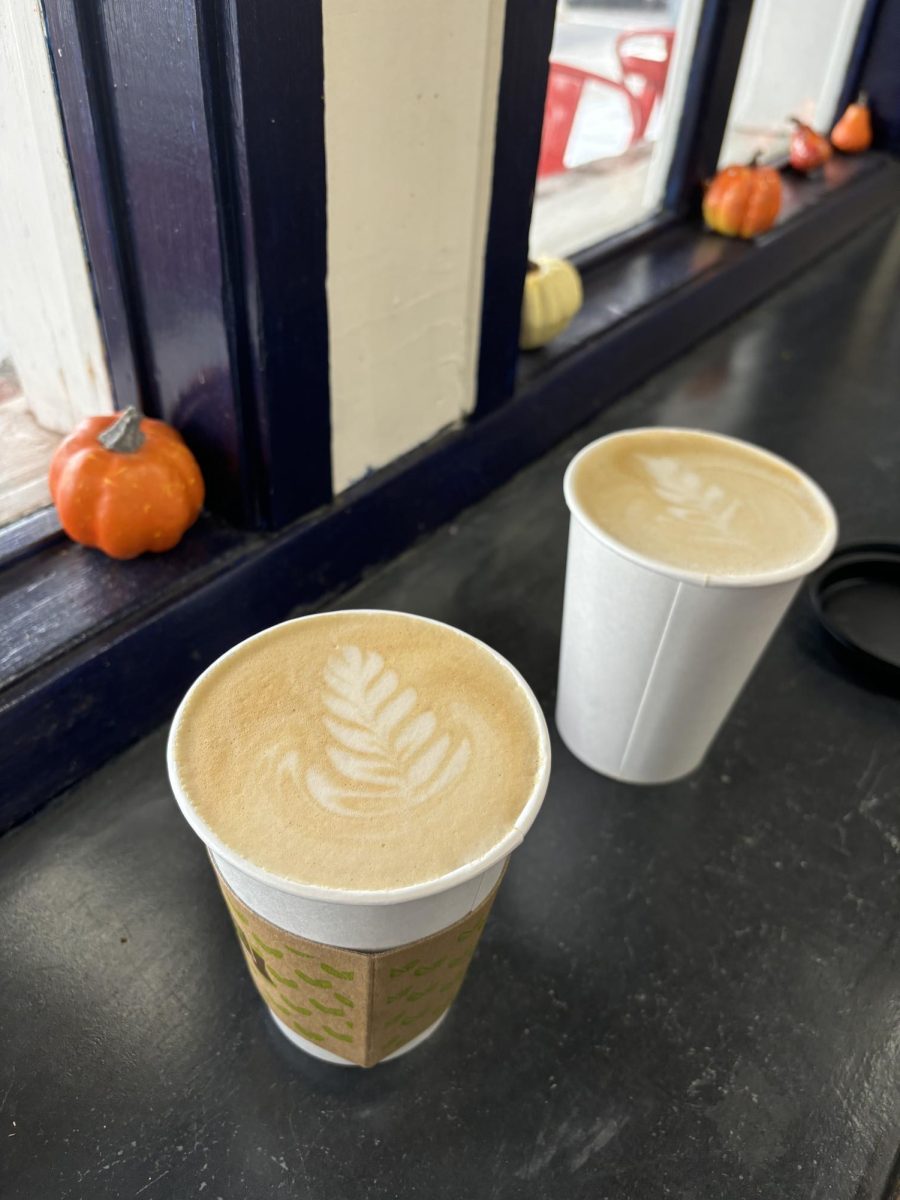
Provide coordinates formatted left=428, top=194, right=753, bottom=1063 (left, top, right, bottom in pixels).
left=857, top=91, right=868, bottom=107
left=749, top=150, right=763, bottom=167
left=526, top=259, right=540, bottom=273
left=98, top=406, right=145, bottom=454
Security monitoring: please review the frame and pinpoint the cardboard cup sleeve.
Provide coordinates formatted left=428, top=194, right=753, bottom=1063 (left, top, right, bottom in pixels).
left=216, top=868, right=503, bottom=1067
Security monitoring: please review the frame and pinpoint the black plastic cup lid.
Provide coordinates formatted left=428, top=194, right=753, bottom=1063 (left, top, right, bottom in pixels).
left=809, top=542, right=900, bottom=688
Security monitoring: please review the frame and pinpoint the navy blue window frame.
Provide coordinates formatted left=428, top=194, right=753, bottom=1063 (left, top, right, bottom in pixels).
left=0, top=0, right=897, bottom=829
left=476, top=0, right=889, bottom=417
left=42, top=0, right=332, bottom=529
left=30, top=0, right=889, bottom=517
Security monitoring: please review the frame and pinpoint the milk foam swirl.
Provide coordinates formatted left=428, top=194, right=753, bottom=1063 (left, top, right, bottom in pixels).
left=171, top=612, right=545, bottom=891
left=570, top=429, right=831, bottom=578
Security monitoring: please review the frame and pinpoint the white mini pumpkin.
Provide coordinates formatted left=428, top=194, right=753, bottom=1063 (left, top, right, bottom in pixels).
left=519, top=257, right=583, bottom=350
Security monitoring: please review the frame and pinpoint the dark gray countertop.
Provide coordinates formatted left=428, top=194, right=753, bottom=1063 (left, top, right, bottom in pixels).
left=2, top=215, right=900, bottom=1200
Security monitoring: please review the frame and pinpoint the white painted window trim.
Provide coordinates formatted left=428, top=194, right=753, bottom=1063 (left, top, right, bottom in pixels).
left=721, top=0, right=867, bottom=162
left=814, top=0, right=869, bottom=129
left=0, top=0, right=113, bottom=436
left=642, top=0, right=706, bottom=209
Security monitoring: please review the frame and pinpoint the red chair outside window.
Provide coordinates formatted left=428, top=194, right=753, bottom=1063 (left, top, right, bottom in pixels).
left=537, top=62, right=644, bottom=179
left=537, top=27, right=675, bottom=180
left=615, top=28, right=676, bottom=142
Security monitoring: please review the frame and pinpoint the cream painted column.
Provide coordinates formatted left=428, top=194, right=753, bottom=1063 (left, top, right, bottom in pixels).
left=323, top=0, right=506, bottom=493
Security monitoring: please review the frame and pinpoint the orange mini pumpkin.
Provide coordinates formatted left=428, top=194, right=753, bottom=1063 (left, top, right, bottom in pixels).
left=49, top=407, right=204, bottom=559
left=831, top=93, right=873, bottom=153
left=703, top=157, right=782, bottom=239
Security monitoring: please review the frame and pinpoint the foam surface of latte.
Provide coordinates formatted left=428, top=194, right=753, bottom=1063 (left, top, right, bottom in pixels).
left=571, top=429, right=830, bottom=577
left=172, top=612, right=544, bottom=891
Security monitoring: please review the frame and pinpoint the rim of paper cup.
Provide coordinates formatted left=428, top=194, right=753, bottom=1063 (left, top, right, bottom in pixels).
left=166, top=610, right=551, bottom=907
left=563, top=427, right=838, bottom=589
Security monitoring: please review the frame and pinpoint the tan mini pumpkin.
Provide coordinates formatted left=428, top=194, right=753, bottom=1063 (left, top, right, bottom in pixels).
left=519, top=257, right=583, bottom=350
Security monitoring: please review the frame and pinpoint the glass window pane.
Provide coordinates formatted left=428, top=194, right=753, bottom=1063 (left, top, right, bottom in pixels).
left=0, top=4, right=114, bottom=529
left=0, top=348, right=65, bottom=526
left=530, top=0, right=704, bottom=260
left=719, top=0, right=867, bottom=166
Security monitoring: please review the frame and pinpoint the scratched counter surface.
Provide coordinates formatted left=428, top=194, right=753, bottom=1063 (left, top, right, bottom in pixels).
left=2, top=216, right=900, bottom=1199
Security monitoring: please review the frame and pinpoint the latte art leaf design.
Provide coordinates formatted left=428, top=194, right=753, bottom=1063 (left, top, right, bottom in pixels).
left=639, top=454, right=746, bottom=543
left=259, top=746, right=303, bottom=787
left=305, top=646, right=471, bottom=816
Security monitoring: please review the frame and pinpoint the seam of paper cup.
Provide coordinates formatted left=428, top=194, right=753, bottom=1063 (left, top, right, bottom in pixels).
left=166, top=610, right=551, bottom=908
left=563, top=427, right=839, bottom=590
left=618, top=579, right=685, bottom=775
left=469, top=859, right=504, bottom=913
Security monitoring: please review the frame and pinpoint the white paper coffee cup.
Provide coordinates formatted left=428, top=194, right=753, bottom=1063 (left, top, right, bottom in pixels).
left=167, top=613, right=551, bottom=1063
left=556, top=429, right=838, bottom=785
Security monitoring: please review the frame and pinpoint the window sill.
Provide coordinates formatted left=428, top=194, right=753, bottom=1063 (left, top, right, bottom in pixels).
left=0, top=506, right=63, bottom=571
left=518, top=153, right=895, bottom=388
left=2, top=151, right=898, bottom=832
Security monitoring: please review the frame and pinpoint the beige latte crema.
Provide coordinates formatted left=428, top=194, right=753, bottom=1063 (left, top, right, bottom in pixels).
left=170, top=612, right=546, bottom=892
left=569, top=428, right=832, bottom=578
